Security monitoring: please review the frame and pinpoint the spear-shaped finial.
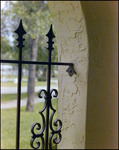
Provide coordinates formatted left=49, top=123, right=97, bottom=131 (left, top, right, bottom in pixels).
left=15, top=19, right=26, bottom=49
left=46, top=24, right=55, bottom=51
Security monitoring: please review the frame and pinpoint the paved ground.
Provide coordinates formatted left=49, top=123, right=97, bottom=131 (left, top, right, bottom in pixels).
left=1, top=86, right=58, bottom=109
left=1, top=81, right=58, bottom=109
left=1, top=84, right=58, bottom=94
left=1, top=96, right=47, bottom=109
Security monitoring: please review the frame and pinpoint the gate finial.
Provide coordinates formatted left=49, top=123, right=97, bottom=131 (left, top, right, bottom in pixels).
left=15, top=19, right=26, bottom=48
left=46, top=24, right=55, bottom=51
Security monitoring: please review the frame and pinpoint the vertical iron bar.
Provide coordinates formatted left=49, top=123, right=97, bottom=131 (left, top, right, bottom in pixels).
left=45, top=24, right=55, bottom=149
left=16, top=48, right=22, bottom=149
left=15, top=19, right=26, bottom=149
left=45, top=50, right=51, bottom=149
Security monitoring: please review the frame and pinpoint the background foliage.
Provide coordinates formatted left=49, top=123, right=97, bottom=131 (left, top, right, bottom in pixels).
left=1, top=1, right=58, bottom=75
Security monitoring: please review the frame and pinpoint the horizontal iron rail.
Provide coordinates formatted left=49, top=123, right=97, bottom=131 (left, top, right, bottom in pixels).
left=0, top=59, right=73, bottom=66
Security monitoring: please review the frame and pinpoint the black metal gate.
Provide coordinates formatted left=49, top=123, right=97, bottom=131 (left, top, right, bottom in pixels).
left=1, top=19, right=76, bottom=149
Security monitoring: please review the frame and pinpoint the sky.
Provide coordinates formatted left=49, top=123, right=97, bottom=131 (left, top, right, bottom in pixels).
left=1, top=1, right=6, bottom=9
left=1, top=1, right=16, bottom=9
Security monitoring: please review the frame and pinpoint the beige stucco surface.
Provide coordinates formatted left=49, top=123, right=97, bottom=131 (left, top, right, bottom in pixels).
left=48, top=1, right=118, bottom=149
left=48, top=1, right=88, bottom=149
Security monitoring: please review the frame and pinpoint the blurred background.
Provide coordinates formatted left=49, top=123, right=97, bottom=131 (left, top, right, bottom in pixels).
left=1, top=1, right=58, bottom=149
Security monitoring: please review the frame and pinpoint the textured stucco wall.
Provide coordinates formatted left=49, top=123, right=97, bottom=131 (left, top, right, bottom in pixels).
left=48, top=1, right=118, bottom=149
left=48, top=1, right=88, bottom=149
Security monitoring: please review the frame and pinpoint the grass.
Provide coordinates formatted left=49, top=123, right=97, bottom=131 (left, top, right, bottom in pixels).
left=1, top=98, right=58, bottom=149
left=1, top=92, right=38, bottom=103
left=1, top=75, right=28, bottom=79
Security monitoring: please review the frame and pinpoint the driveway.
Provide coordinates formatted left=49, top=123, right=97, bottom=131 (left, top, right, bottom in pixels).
left=1, top=96, right=49, bottom=109
left=1, top=84, right=58, bottom=94
left=1, top=79, right=58, bottom=109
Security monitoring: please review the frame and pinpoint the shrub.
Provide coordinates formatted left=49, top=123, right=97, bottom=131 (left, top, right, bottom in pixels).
left=37, top=76, right=46, bottom=81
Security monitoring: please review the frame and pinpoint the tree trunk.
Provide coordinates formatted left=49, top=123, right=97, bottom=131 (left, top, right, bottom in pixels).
left=26, top=36, right=39, bottom=112
left=26, top=1, right=44, bottom=112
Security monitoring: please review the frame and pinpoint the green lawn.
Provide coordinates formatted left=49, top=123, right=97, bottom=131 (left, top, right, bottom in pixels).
left=1, top=75, right=28, bottom=79
left=1, top=98, right=58, bottom=149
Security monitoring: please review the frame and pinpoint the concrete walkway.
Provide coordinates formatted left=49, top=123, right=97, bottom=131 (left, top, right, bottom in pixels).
left=1, top=84, right=58, bottom=94
left=1, top=93, right=58, bottom=109
left=1, top=96, right=47, bottom=109
left=1, top=84, right=58, bottom=109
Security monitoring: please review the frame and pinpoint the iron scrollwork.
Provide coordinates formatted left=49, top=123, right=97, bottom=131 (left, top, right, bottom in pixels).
left=49, top=89, right=62, bottom=149
left=30, top=89, right=62, bottom=149
left=30, top=90, right=47, bottom=149
left=30, top=24, right=77, bottom=149
left=0, top=20, right=77, bottom=149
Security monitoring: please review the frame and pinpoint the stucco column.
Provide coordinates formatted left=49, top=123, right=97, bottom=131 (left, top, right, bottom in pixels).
left=48, top=1, right=118, bottom=149
left=48, top=1, right=88, bottom=149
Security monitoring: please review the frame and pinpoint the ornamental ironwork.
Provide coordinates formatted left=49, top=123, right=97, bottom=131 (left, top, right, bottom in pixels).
left=1, top=19, right=76, bottom=149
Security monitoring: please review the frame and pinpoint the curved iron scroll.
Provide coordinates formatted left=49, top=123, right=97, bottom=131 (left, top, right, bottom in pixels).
left=30, top=89, right=62, bottom=149
left=30, top=89, right=47, bottom=149
left=49, top=89, right=62, bottom=149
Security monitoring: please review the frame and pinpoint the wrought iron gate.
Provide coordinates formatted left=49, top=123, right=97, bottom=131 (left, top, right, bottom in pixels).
left=1, top=19, right=76, bottom=149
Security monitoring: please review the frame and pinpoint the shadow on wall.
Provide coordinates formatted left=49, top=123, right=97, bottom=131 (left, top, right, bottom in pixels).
left=81, top=1, right=118, bottom=149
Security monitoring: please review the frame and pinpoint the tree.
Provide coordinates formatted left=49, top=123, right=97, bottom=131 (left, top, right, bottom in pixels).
left=1, top=36, right=12, bottom=59
left=1, top=7, right=13, bottom=60
left=1, top=1, right=57, bottom=112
